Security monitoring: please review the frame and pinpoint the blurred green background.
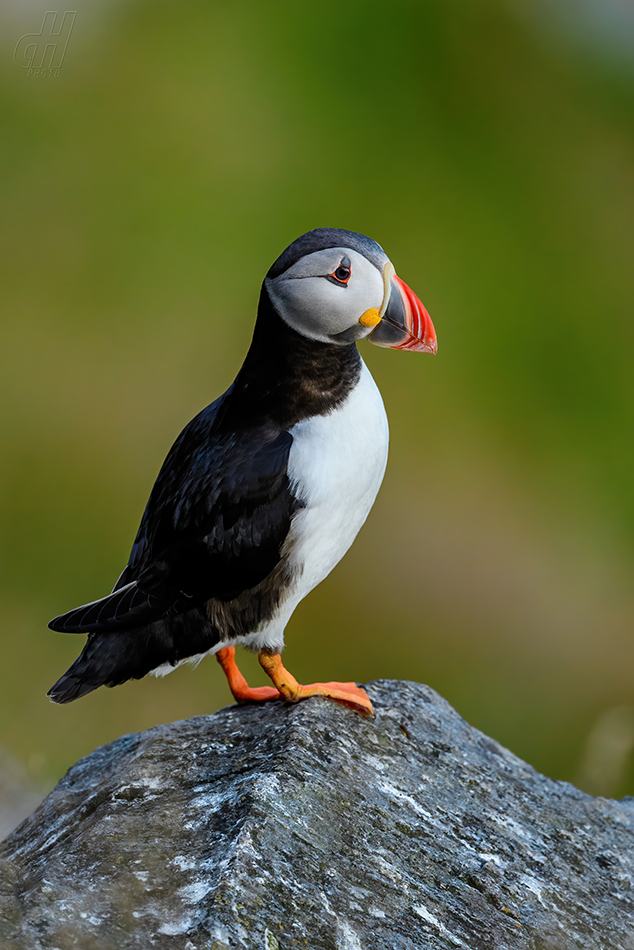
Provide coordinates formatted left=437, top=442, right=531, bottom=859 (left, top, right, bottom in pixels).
left=1, top=0, right=634, bottom=811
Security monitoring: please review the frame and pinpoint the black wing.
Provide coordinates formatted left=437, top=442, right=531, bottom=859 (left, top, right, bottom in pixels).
left=49, top=392, right=299, bottom=633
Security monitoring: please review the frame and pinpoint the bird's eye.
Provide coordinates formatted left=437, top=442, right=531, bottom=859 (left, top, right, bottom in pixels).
left=329, top=257, right=351, bottom=286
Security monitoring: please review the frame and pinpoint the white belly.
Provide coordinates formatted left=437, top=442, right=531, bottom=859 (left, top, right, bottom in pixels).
left=237, top=360, right=389, bottom=654
left=286, top=359, right=389, bottom=603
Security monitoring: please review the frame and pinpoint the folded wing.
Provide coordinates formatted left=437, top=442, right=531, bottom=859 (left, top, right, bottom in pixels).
left=49, top=395, right=300, bottom=635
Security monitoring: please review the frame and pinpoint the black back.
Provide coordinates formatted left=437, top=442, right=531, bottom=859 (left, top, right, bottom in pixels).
left=49, top=287, right=361, bottom=635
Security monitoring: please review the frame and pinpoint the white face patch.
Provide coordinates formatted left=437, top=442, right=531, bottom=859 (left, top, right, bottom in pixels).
left=265, top=247, right=388, bottom=344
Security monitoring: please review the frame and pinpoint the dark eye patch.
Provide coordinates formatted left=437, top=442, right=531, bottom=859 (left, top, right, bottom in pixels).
left=327, top=256, right=351, bottom=286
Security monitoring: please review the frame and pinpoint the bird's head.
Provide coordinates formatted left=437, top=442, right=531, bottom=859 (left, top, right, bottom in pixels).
left=264, top=228, right=437, bottom=354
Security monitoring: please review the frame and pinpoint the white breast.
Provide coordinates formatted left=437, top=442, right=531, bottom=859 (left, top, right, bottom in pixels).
left=286, top=359, right=389, bottom=601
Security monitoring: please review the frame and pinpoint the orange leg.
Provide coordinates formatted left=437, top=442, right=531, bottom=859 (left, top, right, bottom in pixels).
left=216, top=647, right=281, bottom=704
left=258, top=653, right=374, bottom=716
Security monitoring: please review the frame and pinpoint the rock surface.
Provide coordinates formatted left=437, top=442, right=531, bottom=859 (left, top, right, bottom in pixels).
left=1, top=680, right=634, bottom=949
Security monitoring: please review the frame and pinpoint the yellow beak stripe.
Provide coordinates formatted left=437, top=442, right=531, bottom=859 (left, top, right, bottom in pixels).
left=359, top=307, right=381, bottom=327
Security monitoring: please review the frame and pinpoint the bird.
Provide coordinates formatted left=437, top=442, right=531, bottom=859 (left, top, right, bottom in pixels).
left=48, top=228, right=437, bottom=715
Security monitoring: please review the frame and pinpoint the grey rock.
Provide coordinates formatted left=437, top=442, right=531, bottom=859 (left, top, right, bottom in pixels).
left=1, top=680, right=633, bottom=950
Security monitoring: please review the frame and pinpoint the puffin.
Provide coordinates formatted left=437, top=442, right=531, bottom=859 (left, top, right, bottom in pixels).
left=48, top=228, right=436, bottom=715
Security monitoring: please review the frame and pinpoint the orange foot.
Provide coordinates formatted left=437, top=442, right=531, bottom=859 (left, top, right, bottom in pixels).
left=259, top=652, right=374, bottom=716
left=216, top=647, right=373, bottom=715
left=216, top=647, right=280, bottom=704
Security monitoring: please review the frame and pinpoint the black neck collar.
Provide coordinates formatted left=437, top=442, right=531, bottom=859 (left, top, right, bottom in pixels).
left=231, top=285, right=362, bottom=429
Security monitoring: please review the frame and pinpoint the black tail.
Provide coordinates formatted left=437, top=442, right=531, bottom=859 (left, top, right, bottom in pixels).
left=47, top=630, right=162, bottom=703
left=47, top=610, right=221, bottom=703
